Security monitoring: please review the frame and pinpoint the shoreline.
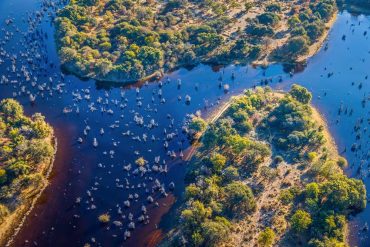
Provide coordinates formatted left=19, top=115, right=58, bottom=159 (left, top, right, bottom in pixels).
left=165, top=89, right=353, bottom=246
left=0, top=136, right=58, bottom=247
left=252, top=11, right=338, bottom=68
left=296, top=11, right=338, bottom=63
left=58, top=9, right=339, bottom=85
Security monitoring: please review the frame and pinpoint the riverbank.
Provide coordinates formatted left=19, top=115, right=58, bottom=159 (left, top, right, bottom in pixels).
left=0, top=99, right=57, bottom=247
left=0, top=135, right=57, bottom=247
left=162, top=86, right=366, bottom=246
left=55, top=0, right=338, bottom=83
left=296, top=11, right=338, bottom=63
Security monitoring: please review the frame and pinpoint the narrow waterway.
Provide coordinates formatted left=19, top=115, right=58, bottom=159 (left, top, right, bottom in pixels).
left=0, top=1, right=368, bottom=246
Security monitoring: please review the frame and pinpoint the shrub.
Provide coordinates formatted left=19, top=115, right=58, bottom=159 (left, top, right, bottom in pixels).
left=336, top=157, right=347, bottom=168
left=258, top=227, right=276, bottom=247
left=257, top=12, right=280, bottom=26
left=291, top=210, right=312, bottom=233
left=224, top=181, right=256, bottom=216
left=189, top=117, right=207, bottom=134
left=0, top=169, right=7, bottom=184
left=289, top=84, right=312, bottom=104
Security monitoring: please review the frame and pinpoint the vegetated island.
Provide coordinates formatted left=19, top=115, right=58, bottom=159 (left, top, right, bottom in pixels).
left=55, top=0, right=337, bottom=82
left=0, top=99, right=56, bottom=246
left=162, top=85, right=366, bottom=247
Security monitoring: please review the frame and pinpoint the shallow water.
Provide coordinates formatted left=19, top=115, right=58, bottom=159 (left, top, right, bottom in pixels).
left=0, top=1, right=368, bottom=246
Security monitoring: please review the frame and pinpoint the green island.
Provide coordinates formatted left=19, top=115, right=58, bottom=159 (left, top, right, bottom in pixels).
left=163, top=86, right=366, bottom=247
left=55, top=0, right=337, bottom=82
left=0, top=99, right=55, bottom=246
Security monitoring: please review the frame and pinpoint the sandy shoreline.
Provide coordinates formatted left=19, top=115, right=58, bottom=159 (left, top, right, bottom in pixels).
left=177, top=90, right=349, bottom=246
left=0, top=136, right=58, bottom=247
left=296, top=11, right=338, bottom=63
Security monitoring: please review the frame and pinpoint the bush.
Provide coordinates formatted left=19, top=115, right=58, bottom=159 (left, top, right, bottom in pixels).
left=336, top=157, right=347, bottom=168
left=0, top=169, right=7, bottom=184
left=279, top=189, right=295, bottom=205
left=307, top=152, right=317, bottom=161
left=258, top=227, right=275, bottom=247
left=224, top=181, right=256, bottom=216
left=189, top=117, right=207, bottom=134
left=246, top=23, right=274, bottom=37
left=289, top=84, right=312, bottom=104
left=257, top=12, right=280, bottom=26
left=210, top=153, right=227, bottom=173
left=275, top=36, right=309, bottom=60
left=291, top=210, right=312, bottom=233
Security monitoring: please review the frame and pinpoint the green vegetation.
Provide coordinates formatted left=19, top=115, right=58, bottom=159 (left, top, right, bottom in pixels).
left=274, top=0, right=336, bottom=61
left=168, top=86, right=365, bottom=246
left=56, top=0, right=337, bottom=82
left=0, top=99, right=54, bottom=232
left=258, top=227, right=276, bottom=247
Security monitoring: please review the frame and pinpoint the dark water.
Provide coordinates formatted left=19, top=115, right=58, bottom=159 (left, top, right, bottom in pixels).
left=0, top=1, right=368, bottom=246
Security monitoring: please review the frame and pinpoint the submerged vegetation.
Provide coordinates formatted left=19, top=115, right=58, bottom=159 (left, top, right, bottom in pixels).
left=55, top=0, right=337, bottom=82
left=0, top=99, right=54, bottom=244
left=166, top=86, right=366, bottom=246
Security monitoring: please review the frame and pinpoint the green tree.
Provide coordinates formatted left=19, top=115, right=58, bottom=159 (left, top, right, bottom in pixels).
left=291, top=209, right=312, bottom=233
left=209, top=153, right=226, bottom=173
left=189, top=117, right=207, bottom=134
left=289, top=84, right=312, bottom=104
left=201, top=217, right=231, bottom=246
left=224, top=181, right=256, bottom=216
left=258, top=227, right=276, bottom=247
left=0, top=169, right=7, bottom=184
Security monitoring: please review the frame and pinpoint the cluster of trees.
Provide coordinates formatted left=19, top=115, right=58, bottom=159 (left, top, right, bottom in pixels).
left=246, top=11, right=280, bottom=38
left=55, top=0, right=246, bottom=81
left=275, top=0, right=336, bottom=60
left=284, top=173, right=366, bottom=246
left=176, top=85, right=365, bottom=246
left=0, top=99, right=54, bottom=223
left=175, top=88, right=277, bottom=246
left=259, top=84, right=325, bottom=161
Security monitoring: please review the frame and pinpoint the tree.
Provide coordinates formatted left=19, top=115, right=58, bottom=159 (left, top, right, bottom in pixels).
left=291, top=209, right=312, bottom=233
left=189, top=117, right=207, bottom=134
left=244, top=1, right=254, bottom=12
left=31, top=113, right=52, bottom=139
left=185, top=184, right=202, bottom=199
left=257, top=12, right=280, bottom=26
left=289, top=84, right=312, bottom=104
left=319, top=175, right=366, bottom=212
left=209, top=153, right=226, bottom=173
left=0, top=169, right=7, bottom=184
left=201, top=217, right=231, bottom=246
left=181, top=200, right=212, bottom=228
left=224, top=181, right=256, bottom=216
left=0, top=99, right=24, bottom=121
left=258, top=227, right=276, bottom=247
left=305, top=21, right=325, bottom=42
left=277, top=36, right=309, bottom=60
left=222, top=166, right=239, bottom=183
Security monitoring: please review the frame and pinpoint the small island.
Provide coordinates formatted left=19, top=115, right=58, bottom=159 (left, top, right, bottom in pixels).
left=0, top=99, right=55, bottom=246
left=55, top=0, right=337, bottom=82
left=163, top=86, right=366, bottom=246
